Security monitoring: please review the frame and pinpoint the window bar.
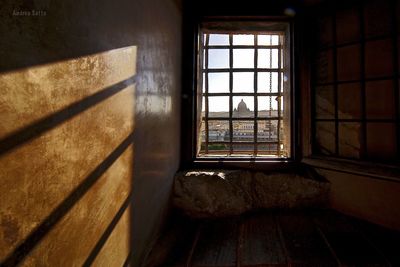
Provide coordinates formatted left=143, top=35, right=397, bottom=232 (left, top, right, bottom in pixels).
left=359, top=3, right=367, bottom=159
left=207, top=117, right=282, bottom=121
left=332, top=13, right=339, bottom=156
left=391, top=0, right=400, bottom=158
left=203, top=92, right=281, bottom=97
left=310, top=18, right=319, bottom=156
left=315, top=118, right=396, bottom=123
left=204, top=68, right=281, bottom=73
left=277, top=34, right=282, bottom=157
left=206, top=141, right=280, bottom=145
left=229, top=34, right=234, bottom=154
left=254, top=34, right=258, bottom=156
left=269, top=35, right=273, bottom=154
left=206, top=45, right=281, bottom=49
left=204, top=34, right=210, bottom=154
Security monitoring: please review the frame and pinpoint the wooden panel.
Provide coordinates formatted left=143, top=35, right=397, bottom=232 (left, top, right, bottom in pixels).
left=337, top=45, right=361, bottom=81
left=241, top=214, right=287, bottom=266
left=398, top=38, right=400, bottom=76
left=365, top=80, right=395, bottom=119
left=316, top=15, right=333, bottom=47
left=314, top=211, right=388, bottom=266
left=365, top=39, right=393, bottom=78
left=338, top=83, right=361, bottom=119
left=366, top=123, right=397, bottom=159
left=338, top=122, right=361, bottom=159
left=397, top=1, right=400, bottom=34
left=192, top=219, right=238, bottom=267
left=336, top=8, right=360, bottom=44
left=278, top=213, right=337, bottom=267
left=315, top=50, right=334, bottom=84
left=315, top=85, right=335, bottom=119
left=364, top=0, right=392, bottom=38
left=315, top=122, right=335, bottom=155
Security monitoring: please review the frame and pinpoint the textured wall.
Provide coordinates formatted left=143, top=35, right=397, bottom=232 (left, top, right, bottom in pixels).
left=317, top=169, right=400, bottom=231
left=0, top=0, right=181, bottom=266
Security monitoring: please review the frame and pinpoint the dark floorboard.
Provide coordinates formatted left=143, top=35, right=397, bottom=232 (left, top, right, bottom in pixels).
left=314, top=211, right=389, bottom=266
left=278, top=212, right=337, bottom=267
left=241, top=214, right=286, bottom=266
left=164, top=210, right=400, bottom=267
left=191, top=219, right=239, bottom=267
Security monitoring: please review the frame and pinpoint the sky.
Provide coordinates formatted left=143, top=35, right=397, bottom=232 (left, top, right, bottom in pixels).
left=202, top=34, right=285, bottom=112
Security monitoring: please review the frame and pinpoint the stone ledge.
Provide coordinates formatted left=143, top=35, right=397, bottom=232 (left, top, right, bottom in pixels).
left=303, top=156, right=400, bottom=183
left=173, top=170, right=330, bottom=218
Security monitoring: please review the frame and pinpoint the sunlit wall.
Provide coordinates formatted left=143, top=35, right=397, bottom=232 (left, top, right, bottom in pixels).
left=0, top=0, right=181, bottom=266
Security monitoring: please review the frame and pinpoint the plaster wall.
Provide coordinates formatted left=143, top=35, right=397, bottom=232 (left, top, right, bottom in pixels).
left=317, top=169, right=400, bottom=230
left=0, top=0, right=181, bottom=266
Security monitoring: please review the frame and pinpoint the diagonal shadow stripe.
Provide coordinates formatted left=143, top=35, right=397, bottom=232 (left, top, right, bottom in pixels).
left=82, top=192, right=132, bottom=267
left=0, top=76, right=135, bottom=156
left=1, top=132, right=134, bottom=267
left=123, top=251, right=133, bottom=267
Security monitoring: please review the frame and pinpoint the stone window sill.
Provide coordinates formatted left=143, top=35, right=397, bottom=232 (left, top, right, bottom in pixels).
left=302, top=156, right=400, bottom=183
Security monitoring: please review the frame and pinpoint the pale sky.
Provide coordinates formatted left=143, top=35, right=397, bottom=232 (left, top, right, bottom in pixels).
left=204, top=96, right=280, bottom=113
left=203, top=34, right=282, bottom=112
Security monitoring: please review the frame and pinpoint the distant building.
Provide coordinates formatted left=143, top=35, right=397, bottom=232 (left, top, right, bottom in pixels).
left=201, top=99, right=281, bottom=146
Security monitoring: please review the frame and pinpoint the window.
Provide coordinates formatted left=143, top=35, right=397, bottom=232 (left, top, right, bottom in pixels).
left=312, top=1, right=399, bottom=163
left=196, top=21, right=292, bottom=159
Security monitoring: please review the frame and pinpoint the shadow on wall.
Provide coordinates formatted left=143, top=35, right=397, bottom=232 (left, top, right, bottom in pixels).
left=0, top=0, right=182, bottom=266
left=0, top=46, right=137, bottom=266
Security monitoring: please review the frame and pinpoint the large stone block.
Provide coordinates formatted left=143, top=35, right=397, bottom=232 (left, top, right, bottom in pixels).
left=253, top=172, right=330, bottom=209
left=173, top=170, right=253, bottom=218
left=173, top=170, right=330, bottom=218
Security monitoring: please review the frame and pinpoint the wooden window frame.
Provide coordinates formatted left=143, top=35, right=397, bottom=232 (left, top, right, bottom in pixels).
left=186, top=18, right=298, bottom=167
left=311, top=1, right=400, bottom=164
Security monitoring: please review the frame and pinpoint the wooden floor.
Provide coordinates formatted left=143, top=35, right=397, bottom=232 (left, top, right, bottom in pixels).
left=163, top=210, right=400, bottom=267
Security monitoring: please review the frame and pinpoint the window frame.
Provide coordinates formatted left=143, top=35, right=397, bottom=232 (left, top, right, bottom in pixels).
left=191, top=18, right=298, bottom=164
left=310, top=2, right=400, bottom=164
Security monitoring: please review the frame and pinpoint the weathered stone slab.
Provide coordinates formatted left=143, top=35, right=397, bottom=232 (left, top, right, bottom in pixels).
left=173, top=170, right=253, bottom=218
left=173, top=170, right=330, bottom=218
left=253, top=172, right=330, bottom=209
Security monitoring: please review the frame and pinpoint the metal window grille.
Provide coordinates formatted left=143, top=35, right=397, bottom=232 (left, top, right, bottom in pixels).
left=312, top=1, right=400, bottom=162
left=198, top=31, right=289, bottom=158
